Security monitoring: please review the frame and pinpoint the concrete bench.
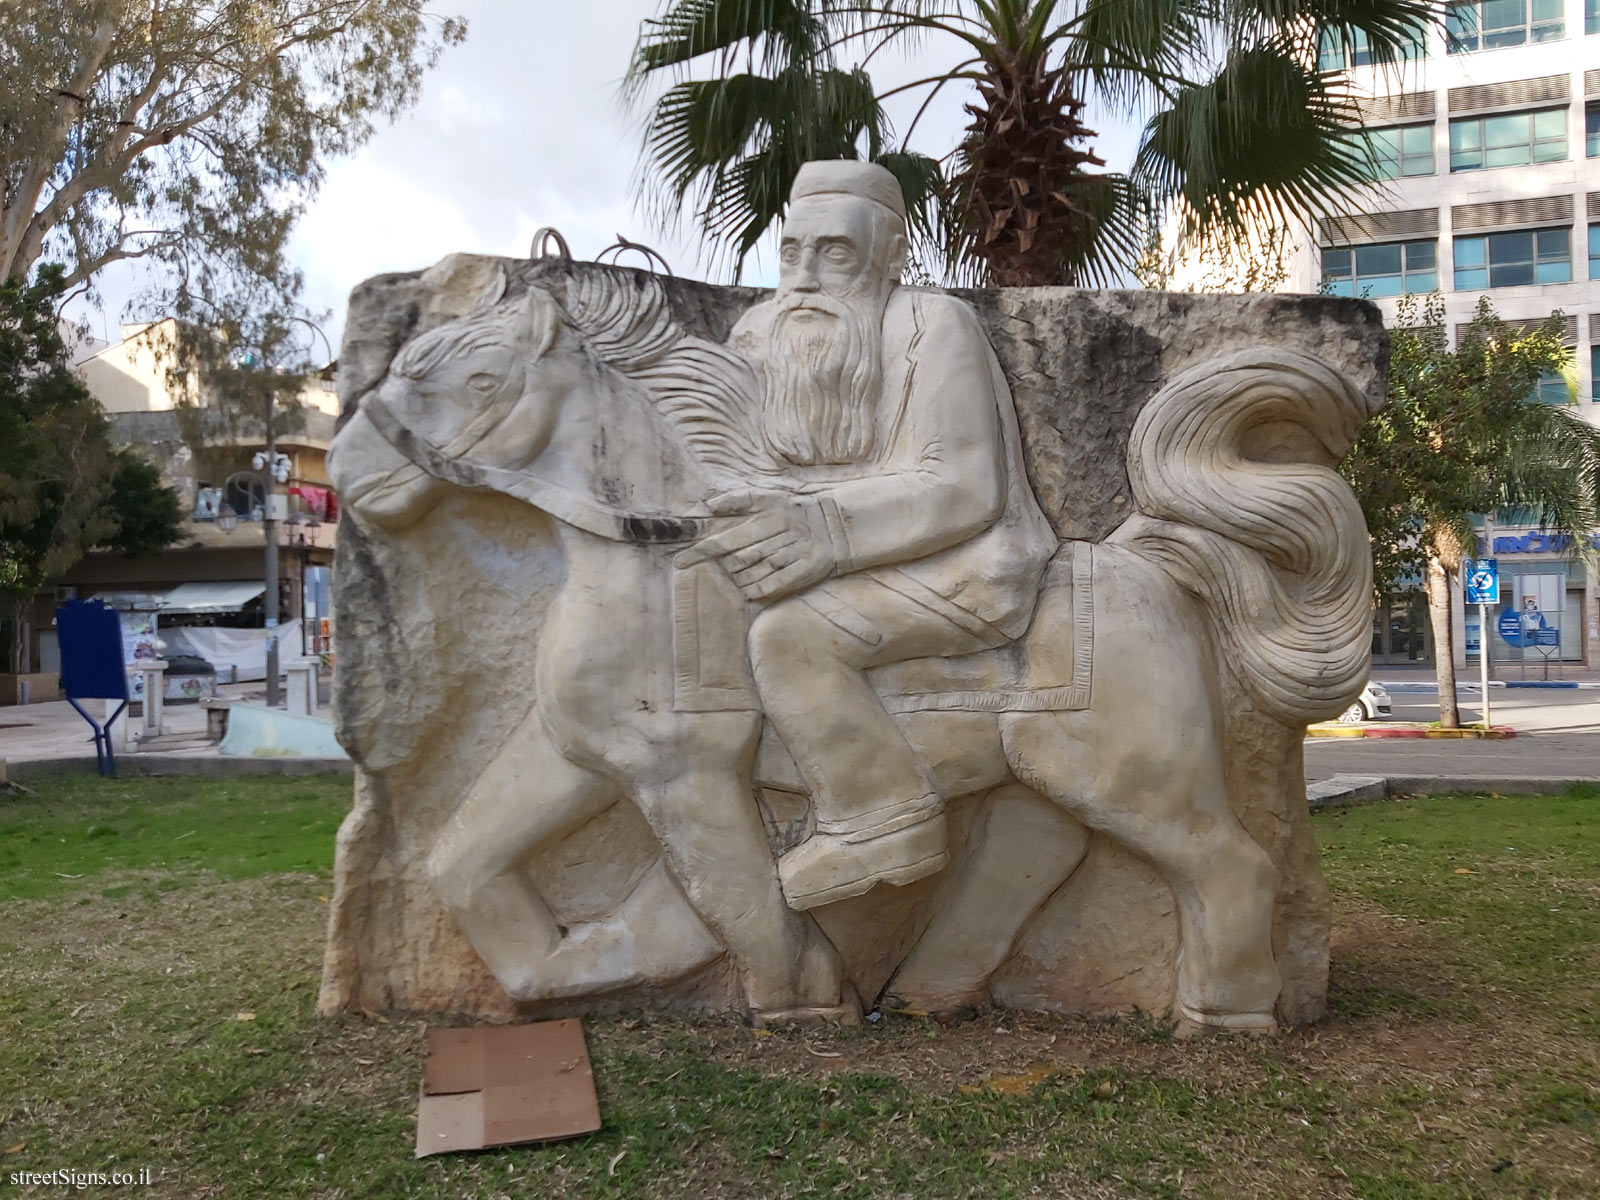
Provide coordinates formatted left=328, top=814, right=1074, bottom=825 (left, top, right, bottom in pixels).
left=201, top=697, right=234, bottom=741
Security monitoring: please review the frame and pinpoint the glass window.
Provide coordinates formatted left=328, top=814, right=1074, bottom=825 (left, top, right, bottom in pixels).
left=1529, top=371, right=1569, bottom=404
left=1453, top=227, right=1571, bottom=289
left=1588, top=0, right=1599, bottom=34
left=1587, top=104, right=1599, bottom=158
left=1592, top=346, right=1600, bottom=403
left=1323, top=239, right=1438, bottom=297
left=1590, top=224, right=1600, bottom=279
left=1319, top=26, right=1426, bottom=69
left=1449, top=108, right=1568, bottom=171
left=1448, top=0, right=1564, bottom=50
left=1362, top=123, right=1435, bottom=178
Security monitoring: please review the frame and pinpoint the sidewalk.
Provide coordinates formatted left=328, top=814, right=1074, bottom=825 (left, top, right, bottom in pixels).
left=1373, top=661, right=1600, bottom=691
left=0, top=681, right=333, bottom=765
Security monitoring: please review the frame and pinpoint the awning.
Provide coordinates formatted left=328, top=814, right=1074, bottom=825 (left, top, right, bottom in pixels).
left=161, top=581, right=266, bottom=614
left=91, top=590, right=170, bottom=611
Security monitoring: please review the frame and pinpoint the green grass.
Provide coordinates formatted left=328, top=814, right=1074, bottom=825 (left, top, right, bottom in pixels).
left=0, top=777, right=1596, bottom=1198
left=0, top=773, right=346, bottom=900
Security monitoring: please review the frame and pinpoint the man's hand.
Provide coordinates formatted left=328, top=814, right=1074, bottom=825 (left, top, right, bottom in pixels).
left=678, top=489, right=841, bottom=601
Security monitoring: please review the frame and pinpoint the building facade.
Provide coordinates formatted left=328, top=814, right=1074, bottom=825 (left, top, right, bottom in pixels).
left=1283, top=4, right=1599, bottom=668
left=23, top=320, right=340, bottom=686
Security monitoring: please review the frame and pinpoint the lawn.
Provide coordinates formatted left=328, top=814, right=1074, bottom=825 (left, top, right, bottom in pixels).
left=0, top=775, right=1595, bottom=1198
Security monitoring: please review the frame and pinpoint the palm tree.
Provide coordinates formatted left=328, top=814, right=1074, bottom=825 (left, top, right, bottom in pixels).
left=1342, top=297, right=1600, bottom=727
left=625, top=0, right=1437, bottom=285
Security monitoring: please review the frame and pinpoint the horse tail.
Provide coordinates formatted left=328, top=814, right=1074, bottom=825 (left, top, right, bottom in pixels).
left=1120, top=348, right=1378, bottom=727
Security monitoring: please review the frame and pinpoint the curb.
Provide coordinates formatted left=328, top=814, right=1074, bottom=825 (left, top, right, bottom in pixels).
left=1308, top=773, right=1600, bottom=809
left=1307, top=724, right=1516, bottom=739
left=1379, top=679, right=1599, bottom=692
left=6, top=755, right=353, bottom=782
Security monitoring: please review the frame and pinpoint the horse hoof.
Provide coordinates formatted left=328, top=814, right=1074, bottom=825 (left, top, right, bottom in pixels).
left=750, top=1002, right=862, bottom=1029
left=1172, top=1005, right=1278, bottom=1038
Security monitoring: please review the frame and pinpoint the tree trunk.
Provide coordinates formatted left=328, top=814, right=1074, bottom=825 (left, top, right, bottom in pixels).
left=1426, top=557, right=1460, bottom=728
left=5, top=594, right=31, bottom=675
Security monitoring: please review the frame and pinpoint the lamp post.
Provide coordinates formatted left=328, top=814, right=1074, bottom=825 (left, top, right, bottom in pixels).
left=253, top=447, right=290, bottom=708
left=221, top=454, right=287, bottom=706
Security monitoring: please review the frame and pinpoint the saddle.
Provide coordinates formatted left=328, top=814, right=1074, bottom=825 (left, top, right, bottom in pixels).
left=672, top=542, right=1092, bottom=719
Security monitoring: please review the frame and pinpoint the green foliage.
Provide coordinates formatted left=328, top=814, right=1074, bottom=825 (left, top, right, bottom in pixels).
left=1342, top=294, right=1600, bottom=594
left=626, top=0, right=1437, bottom=283
left=1, top=1, right=463, bottom=320
left=0, top=267, right=180, bottom=669
left=0, top=266, right=114, bottom=591
left=168, top=303, right=324, bottom=485
left=102, top=450, right=183, bottom=558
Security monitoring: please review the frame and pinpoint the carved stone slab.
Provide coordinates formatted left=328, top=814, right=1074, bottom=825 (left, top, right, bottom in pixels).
left=319, top=251, right=1384, bottom=1030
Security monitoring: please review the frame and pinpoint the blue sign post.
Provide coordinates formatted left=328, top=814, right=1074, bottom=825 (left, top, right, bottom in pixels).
left=1464, top=559, right=1500, bottom=729
left=1464, top=558, right=1499, bottom=605
left=56, top=599, right=130, bottom=776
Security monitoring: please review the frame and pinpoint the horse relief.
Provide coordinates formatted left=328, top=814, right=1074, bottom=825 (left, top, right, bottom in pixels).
left=319, top=163, right=1382, bottom=1033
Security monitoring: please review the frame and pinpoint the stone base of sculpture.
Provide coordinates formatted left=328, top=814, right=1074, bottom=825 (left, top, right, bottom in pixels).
left=317, top=249, right=1384, bottom=1031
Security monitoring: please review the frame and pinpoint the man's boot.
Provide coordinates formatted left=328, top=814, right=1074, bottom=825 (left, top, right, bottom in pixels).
left=777, top=793, right=948, bottom=910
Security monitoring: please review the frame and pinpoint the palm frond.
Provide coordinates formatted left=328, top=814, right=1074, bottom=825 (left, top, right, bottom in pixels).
left=1221, top=0, right=1439, bottom=68
left=1058, top=0, right=1208, bottom=109
left=1132, top=44, right=1371, bottom=249
left=626, top=0, right=828, bottom=93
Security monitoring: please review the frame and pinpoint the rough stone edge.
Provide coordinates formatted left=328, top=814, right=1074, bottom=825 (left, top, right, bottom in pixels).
left=8, top=755, right=354, bottom=781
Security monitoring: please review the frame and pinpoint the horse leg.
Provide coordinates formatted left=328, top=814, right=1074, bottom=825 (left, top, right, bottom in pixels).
left=883, top=784, right=1090, bottom=1012
left=633, top=757, right=854, bottom=1023
left=1002, top=712, right=1281, bottom=1033
left=428, top=706, right=718, bottom=1001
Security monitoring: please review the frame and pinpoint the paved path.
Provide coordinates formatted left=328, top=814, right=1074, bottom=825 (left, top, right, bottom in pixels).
left=0, top=682, right=331, bottom=765
left=1304, top=731, right=1600, bottom=783
left=1308, top=671, right=1600, bottom=782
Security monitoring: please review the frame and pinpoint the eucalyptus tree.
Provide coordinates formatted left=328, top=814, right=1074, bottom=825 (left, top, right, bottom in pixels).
left=1342, top=297, right=1599, bottom=726
left=626, top=0, right=1436, bottom=284
left=1, top=0, right=463, bottom=314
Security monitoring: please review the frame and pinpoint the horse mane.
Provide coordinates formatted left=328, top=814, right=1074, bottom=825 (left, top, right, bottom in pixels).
left=549, top=267, right=774, bottom=483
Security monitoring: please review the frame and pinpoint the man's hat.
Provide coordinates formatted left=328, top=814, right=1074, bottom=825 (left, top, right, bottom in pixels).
left=789, top=160, right=906, bottom=221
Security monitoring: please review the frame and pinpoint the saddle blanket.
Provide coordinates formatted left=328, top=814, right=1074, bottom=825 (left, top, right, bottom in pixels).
left=671, top=543, right=1092, bottom=715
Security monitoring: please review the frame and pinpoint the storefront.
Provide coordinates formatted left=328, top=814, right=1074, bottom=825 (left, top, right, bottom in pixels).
left=1459, top=527, right=1594, bottom=670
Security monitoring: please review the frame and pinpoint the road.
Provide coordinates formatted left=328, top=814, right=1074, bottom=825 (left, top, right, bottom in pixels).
left=1304, top=685, right=1600, bottom=783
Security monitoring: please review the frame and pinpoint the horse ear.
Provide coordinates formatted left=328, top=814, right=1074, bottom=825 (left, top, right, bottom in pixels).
left=513, top=288, right=560, bottom=361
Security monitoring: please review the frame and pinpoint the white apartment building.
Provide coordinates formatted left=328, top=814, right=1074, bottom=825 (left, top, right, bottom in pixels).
left=1278, top=3, right=1599, bottom=669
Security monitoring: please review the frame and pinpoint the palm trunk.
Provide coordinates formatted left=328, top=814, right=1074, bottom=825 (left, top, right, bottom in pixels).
left=1426, top=557, right=1460, bottom=728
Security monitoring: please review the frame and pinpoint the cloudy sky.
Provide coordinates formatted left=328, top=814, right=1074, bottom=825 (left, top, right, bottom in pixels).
left=80, top=1, right=1146, bottom=350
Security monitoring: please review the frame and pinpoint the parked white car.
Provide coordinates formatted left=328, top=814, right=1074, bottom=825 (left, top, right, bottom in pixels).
left=1337, top=680, right=1392, bottom=724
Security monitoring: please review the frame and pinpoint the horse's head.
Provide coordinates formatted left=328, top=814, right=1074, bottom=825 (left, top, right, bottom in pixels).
left=329, top=286, right=575, bottom=530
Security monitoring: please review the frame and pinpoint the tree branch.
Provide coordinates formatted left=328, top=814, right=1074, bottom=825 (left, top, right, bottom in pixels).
left=2, top=11, right=118, bottom=277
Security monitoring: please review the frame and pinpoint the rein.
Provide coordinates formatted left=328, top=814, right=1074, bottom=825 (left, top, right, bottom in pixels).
left=360, top=392, right=711, bottom=546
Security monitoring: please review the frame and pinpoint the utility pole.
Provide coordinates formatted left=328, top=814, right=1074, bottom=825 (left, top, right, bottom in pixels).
left=263, top=391, right=280, bottom=708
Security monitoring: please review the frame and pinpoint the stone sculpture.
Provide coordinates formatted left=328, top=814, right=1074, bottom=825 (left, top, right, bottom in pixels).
left=319, top=161, right=1385, bottom=1033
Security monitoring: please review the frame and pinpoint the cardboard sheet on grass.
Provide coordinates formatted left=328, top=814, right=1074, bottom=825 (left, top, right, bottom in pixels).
left=416, top=1019, right=601, bottom=1156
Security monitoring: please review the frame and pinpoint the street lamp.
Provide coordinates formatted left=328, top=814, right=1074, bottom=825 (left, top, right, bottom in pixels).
left=219, top=465, right=284, bottom=706
left=217, top=503, right=238, bottom=535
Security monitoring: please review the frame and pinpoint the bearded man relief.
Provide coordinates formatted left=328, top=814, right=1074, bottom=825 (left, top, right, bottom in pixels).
left=681, top=161, right=1057, bottom=910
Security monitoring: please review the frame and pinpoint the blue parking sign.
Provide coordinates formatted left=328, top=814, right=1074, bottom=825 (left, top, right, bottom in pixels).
left=1464, top=558, right=1499, bottom=605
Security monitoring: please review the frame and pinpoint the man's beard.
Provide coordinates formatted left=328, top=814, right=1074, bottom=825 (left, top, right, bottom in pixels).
left=761, top=293, right=884, bottom=466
